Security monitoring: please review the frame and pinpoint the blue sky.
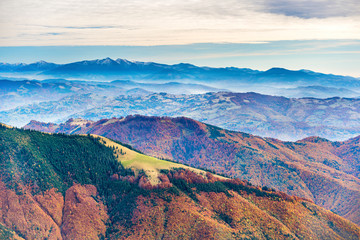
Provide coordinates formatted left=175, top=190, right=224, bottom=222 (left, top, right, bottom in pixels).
left=0, top=0, right=359, bottom=76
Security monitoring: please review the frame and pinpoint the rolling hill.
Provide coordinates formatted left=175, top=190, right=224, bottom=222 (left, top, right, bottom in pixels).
left=1, top=123, right=360, bottom=239
left=24, top=116, right=360, bottom=225
left=5, top=91, right=360, bottom=140
left=0, top=78, right=223, bottom=113
left=0, top=79, right=123, bottom=111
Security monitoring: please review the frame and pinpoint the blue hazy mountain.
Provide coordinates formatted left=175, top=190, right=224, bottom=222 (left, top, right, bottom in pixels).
left=0, top=60, right=58, bottom=72
left=3, top=90, right=360, bottom=141
left=0, top=78, right=224, bottom=111
left=110, top=80, right=225, bottom=93
left=0, top=79, right=122, bottom=111
left=2, top=58, right=359, bottom=88
left=275, top=85, right=360, bottom=98
left=41, top=58, right=259, bottom=81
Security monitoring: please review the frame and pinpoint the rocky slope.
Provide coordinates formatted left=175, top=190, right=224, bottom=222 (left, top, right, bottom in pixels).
left=24, top=116, right=360, bottom=225
left=1, top=124, right=360, bottom=239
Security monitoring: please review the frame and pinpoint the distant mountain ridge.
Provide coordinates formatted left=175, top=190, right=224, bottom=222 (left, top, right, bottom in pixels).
left=0, top=78, right=225, bottom=112
left=276, top=85, right=359, bottom=98
left=0, top=60, right=58, bottom=72
left=4, top=91, right=360, bottom=140
left=1, top=58, right=359, bottom=88
left=0, top=79, right=122, bottom=111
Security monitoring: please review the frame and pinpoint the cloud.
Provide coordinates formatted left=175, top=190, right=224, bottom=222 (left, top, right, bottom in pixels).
left=42, top=32, right=64, bottom=36
left=64, top=26, right=116, bottom=29
left=261, top=0, right=360, bottom=18
left=42, top=25, right=124, bottom=30
left=0, top=0, right=359, bottom=46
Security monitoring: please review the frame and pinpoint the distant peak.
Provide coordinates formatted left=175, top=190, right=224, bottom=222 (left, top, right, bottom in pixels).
left=174, top=63, right=194, bottom=66
left=172, top=63, right=197, bottom=68
left=299, top=69, right=315, bottom=73
left=35, top=60, right=49, bottom=64
left=97, top=57, right=116, bottom=64
left=115, top=58, right=134, bottom=64
left=265, top=67, right=292, bottom=73
left=29, top=60, right=56, bottom=66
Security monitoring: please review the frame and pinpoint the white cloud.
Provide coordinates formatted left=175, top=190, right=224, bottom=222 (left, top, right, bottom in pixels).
left=0, top=0, right=359, bottom=46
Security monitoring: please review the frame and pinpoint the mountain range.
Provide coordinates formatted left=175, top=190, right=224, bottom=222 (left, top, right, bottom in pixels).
left=3, top=91, right=360, bottom=140
left=0, top=79, right=121, bottom=111
left=1, top=123, right=360, bottom=239
left=1, top=57, right=360, bottom=141
left=2, top=58, right=360, bottom=142
left=1, top=58, right=360, bottom=90
left=24, top=115, right=360, bottom=226
left=3, top=57, right=360, bottom=239
left=0, top=78, right=224, bottom=111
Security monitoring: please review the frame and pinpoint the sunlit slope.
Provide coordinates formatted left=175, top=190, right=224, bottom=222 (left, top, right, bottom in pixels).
left=96, top=135, right=227, bottom=185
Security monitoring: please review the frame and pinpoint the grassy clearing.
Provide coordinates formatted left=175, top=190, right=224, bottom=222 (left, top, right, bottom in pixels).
left=95, top=135, right=227, bottom=185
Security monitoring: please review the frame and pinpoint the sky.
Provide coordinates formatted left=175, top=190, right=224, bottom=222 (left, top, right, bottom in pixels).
left=0, top=0, right=360, bottom=76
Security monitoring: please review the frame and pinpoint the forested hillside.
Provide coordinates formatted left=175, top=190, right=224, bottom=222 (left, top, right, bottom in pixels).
left=25, top=116, right=360, bottom=225
left=1, top=124, right=360, bottom=239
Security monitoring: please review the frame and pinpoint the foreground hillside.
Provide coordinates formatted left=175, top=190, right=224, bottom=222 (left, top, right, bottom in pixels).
left=25, top=116, right=360, bottom=225
left=1, top=124, right=360, bottom=239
